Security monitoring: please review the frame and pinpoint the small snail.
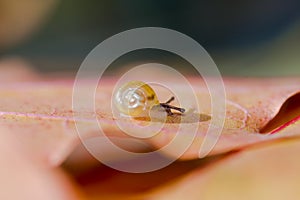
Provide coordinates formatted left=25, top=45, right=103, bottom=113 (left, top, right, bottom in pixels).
left=113, top=81, right=185, bottom=117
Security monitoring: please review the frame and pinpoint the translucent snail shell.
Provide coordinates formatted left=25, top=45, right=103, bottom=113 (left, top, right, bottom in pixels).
left=113, top=81, right=159, bottom=117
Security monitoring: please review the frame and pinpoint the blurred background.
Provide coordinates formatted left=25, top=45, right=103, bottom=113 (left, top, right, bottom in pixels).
left=0, top=0, right=300, bottom=76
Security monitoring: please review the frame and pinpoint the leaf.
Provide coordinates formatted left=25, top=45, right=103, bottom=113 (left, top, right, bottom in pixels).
left=1, top=64, right=300, bottom=166
left=148, top=138, right=300, bottom=200
left=0, top=127, right=83, bottom=200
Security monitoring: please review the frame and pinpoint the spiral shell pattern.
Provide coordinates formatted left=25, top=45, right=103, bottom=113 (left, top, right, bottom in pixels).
left=113, top=81, right=159, bottom=117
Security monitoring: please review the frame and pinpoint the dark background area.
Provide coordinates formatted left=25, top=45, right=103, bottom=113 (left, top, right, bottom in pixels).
left=2, top=0, right=300, bottom=76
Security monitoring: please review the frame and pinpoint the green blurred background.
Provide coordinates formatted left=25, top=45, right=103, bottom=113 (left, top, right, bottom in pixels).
left=1, top=0, right=300, bottom=76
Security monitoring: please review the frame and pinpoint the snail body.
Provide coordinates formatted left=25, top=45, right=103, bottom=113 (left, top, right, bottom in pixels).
left=113, top=81, right=185, bottom=117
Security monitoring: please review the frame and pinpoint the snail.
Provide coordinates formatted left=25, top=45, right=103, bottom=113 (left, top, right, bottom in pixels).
left=113, top=81, right=185, bottom=118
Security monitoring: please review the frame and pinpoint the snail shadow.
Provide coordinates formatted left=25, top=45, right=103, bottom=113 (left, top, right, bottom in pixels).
left=166, top=112, right=211, bottom=124
left=134, top=109, right=211, bottom=124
